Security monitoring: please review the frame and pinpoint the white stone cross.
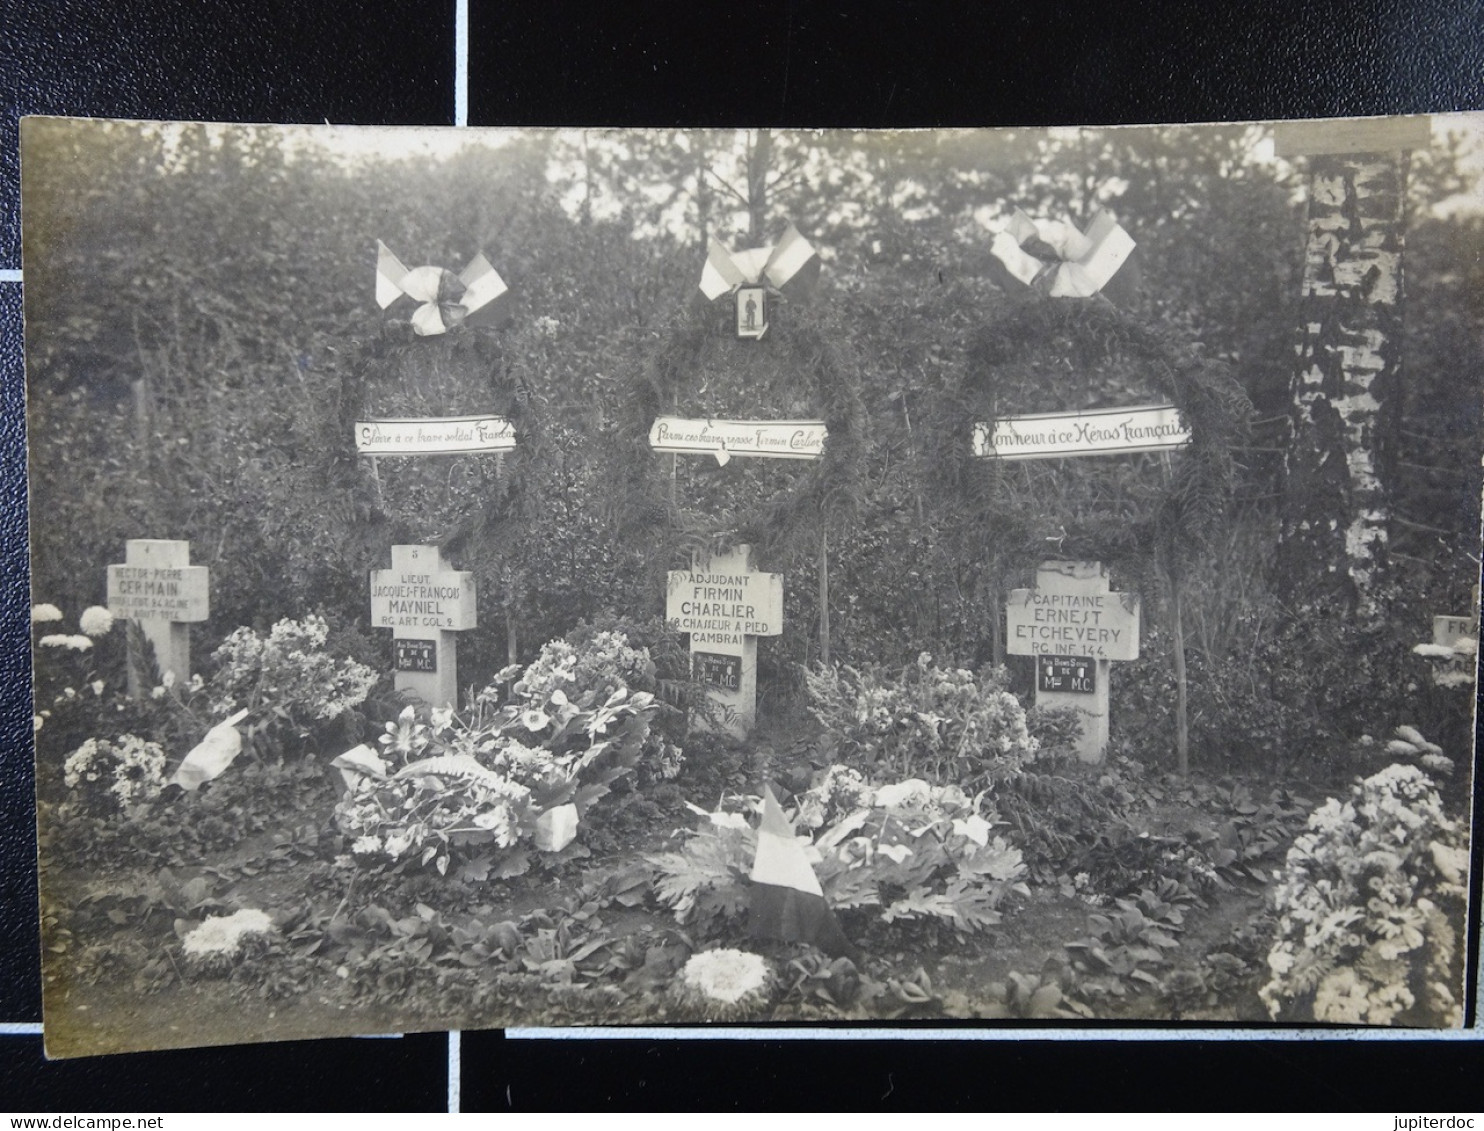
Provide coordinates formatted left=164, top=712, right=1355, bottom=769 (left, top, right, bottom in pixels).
left=106, top=539, right=210, bottom=696
left=666, top=544, right=782, bottom=738
left=1006, top=560, right=1140, bottom=763
left=370, top=544, right=477, bottom=708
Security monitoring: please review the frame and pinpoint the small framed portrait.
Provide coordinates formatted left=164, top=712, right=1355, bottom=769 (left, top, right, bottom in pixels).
left=735, top=285, right=766, bottom=338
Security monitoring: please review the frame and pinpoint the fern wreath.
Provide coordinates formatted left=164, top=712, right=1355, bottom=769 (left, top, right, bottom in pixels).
left=333, top=323, right=546, bottom=550
left=615, top=295, right=867, bottom=560
left=926, top=296, right=1249, bottom=574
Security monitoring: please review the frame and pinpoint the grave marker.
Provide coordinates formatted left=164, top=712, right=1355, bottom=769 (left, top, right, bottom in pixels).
left=106, top=539, right=210, bottom=696
left=666, top=544, right=782, bottom=737
left=1007, top=560, right=1140, bottom=763
left=1420, top=612, right=1479, bottom=688
left=370, top=544, right=476, bottom=707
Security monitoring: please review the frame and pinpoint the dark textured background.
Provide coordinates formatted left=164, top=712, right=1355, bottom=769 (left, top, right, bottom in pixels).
left=3, top=0, right=1483, bottom=1109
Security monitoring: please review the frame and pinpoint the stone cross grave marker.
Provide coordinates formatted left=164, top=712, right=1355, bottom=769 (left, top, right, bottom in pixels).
left=370, top=544, right=477, bottom=708
left=666, top=544, right=782, bottom=738
left=106, top=539, right=210, bottom=696
left=1006, top=560, right=1140, bottom=764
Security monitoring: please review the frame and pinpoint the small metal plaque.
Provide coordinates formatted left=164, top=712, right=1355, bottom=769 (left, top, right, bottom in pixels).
left=694, top=651, right=741, bottom=691
left=395, top=638, right=438, bottom=673
left=1038, top=654, right=1095, bottom=694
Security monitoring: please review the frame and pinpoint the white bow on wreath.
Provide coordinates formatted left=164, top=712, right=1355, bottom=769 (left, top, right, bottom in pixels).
left=699, top=222, right=821, bottom=301
left=375, top=241, right=509, bottom=336
left=990, top=209, right=1135, bottom=299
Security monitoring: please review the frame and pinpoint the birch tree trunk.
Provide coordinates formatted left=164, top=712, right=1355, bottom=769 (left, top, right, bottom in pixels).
left=1278, top=150, right=1409, bottom=619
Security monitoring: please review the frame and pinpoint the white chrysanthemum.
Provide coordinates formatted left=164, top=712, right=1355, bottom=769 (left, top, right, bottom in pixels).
left=39, top=634, right=93, bottom=651
left=78, top=606, right=115, bottom=637
left=31, top=604, right=63, bottom=624
left=181, top=909, right=275, bottom=960
left=679, top=949, right=772, bottom=1005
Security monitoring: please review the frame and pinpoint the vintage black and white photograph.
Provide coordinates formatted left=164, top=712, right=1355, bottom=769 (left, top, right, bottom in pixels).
left=22, top=116, right=1481, bottom=1057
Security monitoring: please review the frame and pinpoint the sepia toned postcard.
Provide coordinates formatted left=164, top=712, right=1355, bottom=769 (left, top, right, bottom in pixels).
left=22, top=115, right=1480, bottom=1056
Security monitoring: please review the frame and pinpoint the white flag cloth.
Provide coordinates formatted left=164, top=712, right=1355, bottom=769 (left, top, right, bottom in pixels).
left=699, top=224, right=820, bottom=300
left=330, top=743, right=388, bottom=791
left=171, top=709, right=250, bottom=791
left=534, top=804, right=579, bottom=852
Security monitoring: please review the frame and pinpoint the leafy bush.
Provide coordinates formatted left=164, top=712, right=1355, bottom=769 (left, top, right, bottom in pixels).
left=1065, top=886, right=1188, bottom=1003
left=803, top=653, right=1040, bottom=789
left=1259, top=763, right=1468, bottom=1026
left=647, top=807, right=757, bottom=933
left=43, top=758, right=335, bottom=874
left=1115, top=603, right=1447, bottom=774
left=1025, top=704, right=1084, bottom=759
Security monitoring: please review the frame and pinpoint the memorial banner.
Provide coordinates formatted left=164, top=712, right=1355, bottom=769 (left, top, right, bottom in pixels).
left=355, top=415, right=516, bottom=455
left=974, top=404, right=1190, bottom=460
left=649, top=416, right=826, bottom=465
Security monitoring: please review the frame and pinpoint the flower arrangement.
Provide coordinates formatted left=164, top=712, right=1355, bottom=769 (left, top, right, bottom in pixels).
left=337, top=635, right=663, bottom=877
left=207, top=615, right=377, bottom=723
left=505, top=631, right=656, bottom=707
left=671, top=948, right=776, bottom=1021
left=804, top=653, right=1040, bottom=788
left=808, top=772, right=1029, bottom=935
left=1259, top=763, right=1468, bottom=1026
left=180, top=908, right=276, bottom=975
left=652, top=770, right=1029, bottom=939
left=494, top=629, right=681, bottom=783
left=340, top=764, right=538, bottom=876
left=793, top=764, right=874, bottom=830
left=62, top=734, right=167, bottom=813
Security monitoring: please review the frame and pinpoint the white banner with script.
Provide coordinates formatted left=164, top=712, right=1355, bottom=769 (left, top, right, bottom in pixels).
left=648, top=416, right=826, bottom=466
left=355, top=416, right=516, bottom=456
left=974, top=404, right=1190, bottom=460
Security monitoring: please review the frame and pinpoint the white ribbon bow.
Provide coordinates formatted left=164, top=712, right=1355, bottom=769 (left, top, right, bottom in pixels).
left=699, top=222, right=819, bottom=301
left=376, top=241, right=508, bottom=335
left=990, top=210, right=1135, bottom=298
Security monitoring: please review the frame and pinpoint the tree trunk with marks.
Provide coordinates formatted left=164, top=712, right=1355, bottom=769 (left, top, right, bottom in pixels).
left=746, top=130, right=772, bottom=244
left=1278, top=151, right=1408, bottom=619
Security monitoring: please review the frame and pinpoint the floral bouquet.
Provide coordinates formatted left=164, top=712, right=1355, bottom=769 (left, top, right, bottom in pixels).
left=1260, top=762, right=1468, bottom=1025
left=62, top=734, right=167, bottom=814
